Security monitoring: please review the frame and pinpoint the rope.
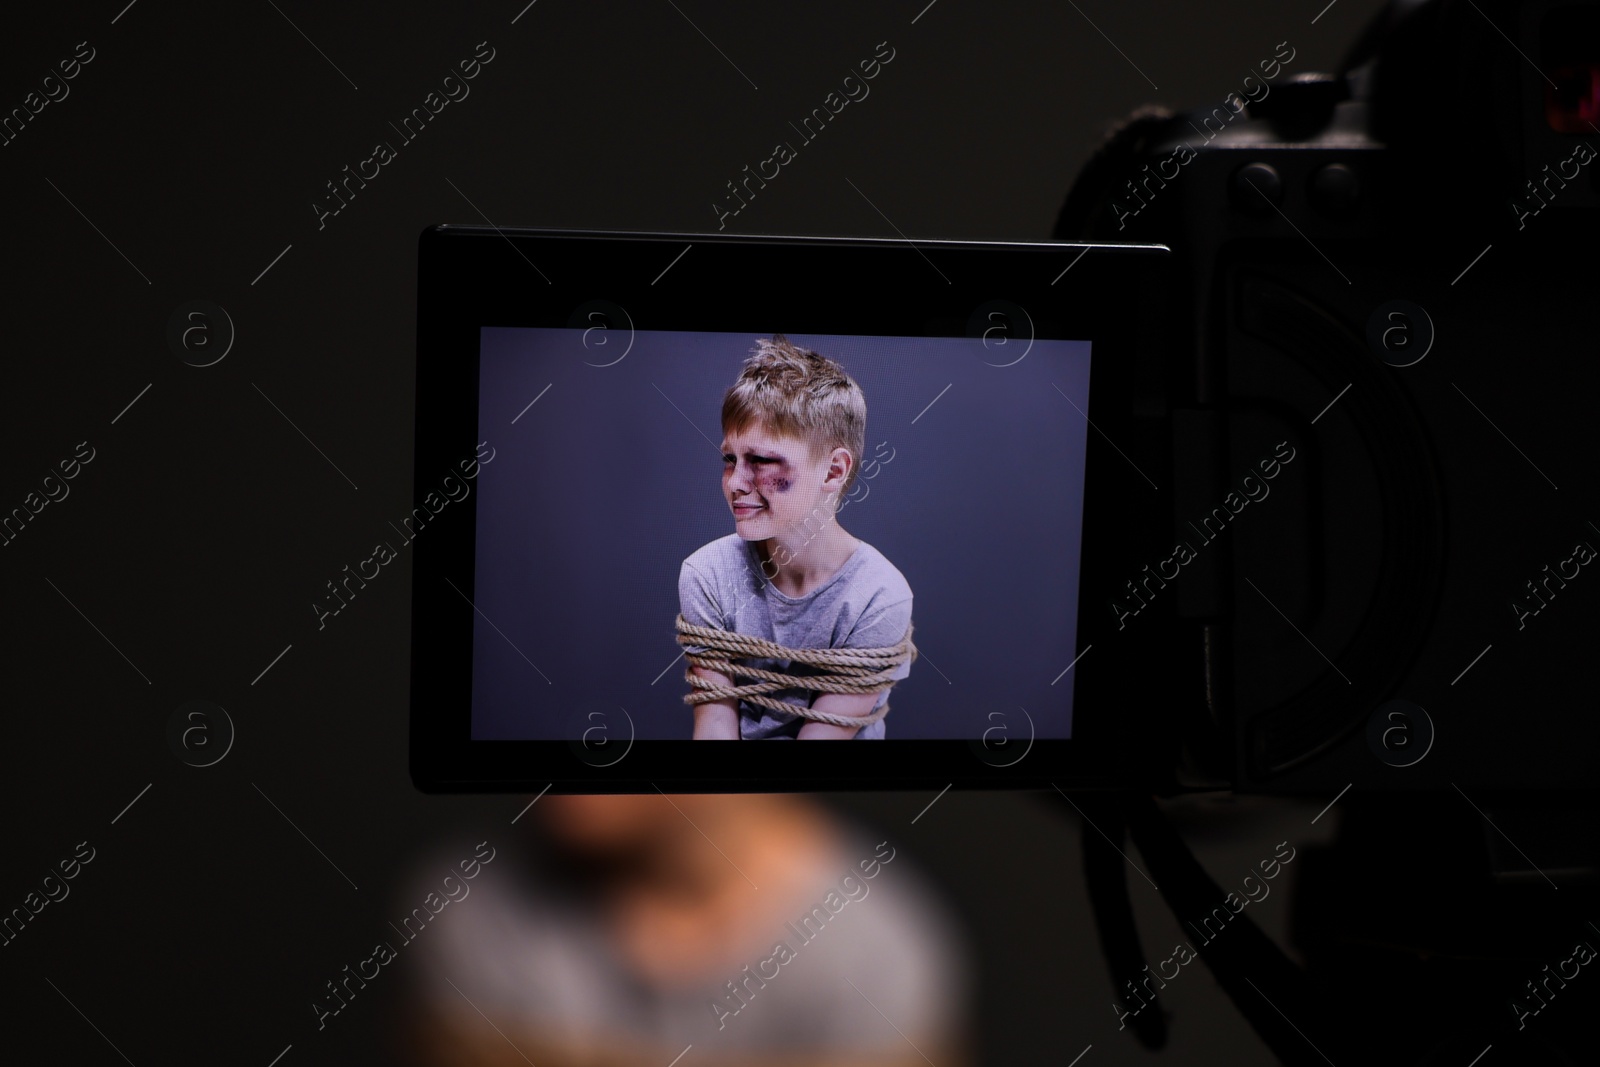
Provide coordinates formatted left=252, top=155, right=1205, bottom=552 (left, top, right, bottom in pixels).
left=675, top=614, right=916, bottom=729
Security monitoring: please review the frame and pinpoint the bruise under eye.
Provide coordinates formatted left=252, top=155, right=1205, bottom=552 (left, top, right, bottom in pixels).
left=756, top=457, right=793, bottom=493
left=723, top=448, right=794, bottom=492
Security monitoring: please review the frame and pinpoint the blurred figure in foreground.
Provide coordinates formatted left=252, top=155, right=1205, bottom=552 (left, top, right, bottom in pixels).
left=395, top=793, right=972, bottom=1067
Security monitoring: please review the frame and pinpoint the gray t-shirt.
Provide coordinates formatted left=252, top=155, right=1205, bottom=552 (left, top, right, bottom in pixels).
left=678, top=534, right=913, bottom=739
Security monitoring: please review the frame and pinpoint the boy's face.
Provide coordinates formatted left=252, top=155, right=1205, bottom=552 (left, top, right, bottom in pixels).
left=720, top=423, right=849, bottom=541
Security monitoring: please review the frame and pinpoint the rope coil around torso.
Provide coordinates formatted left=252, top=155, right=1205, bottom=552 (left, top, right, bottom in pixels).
left=675, top=614, right=916, bottom=729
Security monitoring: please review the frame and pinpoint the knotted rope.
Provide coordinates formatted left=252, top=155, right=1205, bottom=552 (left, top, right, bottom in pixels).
left=676, top=614, right=916, bottom=728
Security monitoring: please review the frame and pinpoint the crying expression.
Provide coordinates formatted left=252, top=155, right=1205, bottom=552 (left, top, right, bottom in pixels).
left=720, top=424, right=832, bottom=539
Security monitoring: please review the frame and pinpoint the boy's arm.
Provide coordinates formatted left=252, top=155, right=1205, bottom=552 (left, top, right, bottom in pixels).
left=680, top=560, right=741, bottom=739
left=690, top=665, right=741, bottom=740
left=798, top=593, right=912, bottom=740
left=796, top=692, right=879, bottom=740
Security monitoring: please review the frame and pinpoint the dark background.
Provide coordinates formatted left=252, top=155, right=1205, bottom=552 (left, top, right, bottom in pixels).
left=470, top=328, right=1091, bottom=740
left=0, top=1, right=1384, bottom=1064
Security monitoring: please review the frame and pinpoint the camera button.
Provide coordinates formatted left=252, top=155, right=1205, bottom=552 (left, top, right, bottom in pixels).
left=1231, top=162, right=1282, bottom=213
left=1309, top=163, right=1359, bottom=214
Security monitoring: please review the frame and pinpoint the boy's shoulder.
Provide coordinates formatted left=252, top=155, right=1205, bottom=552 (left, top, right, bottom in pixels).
left=846, top=538, right=913, bottom=605
left=681, top=533, right=752, bottom=578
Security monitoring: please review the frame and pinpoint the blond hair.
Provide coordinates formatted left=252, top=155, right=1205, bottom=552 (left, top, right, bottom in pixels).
left=721, top=336, right=867, bottom=500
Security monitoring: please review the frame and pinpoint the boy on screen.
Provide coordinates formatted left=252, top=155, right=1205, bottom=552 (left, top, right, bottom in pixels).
left=677, top=336, right=915, bottom=740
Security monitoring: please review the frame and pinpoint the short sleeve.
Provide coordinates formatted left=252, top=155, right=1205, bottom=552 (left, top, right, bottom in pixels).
left=846, top=594, right=915, bottom=683
left=677, top=561, right=725, bottom=656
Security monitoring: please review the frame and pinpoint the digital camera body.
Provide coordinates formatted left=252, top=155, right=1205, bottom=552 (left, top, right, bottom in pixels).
left=1054, top=0, right=1600, bottom=793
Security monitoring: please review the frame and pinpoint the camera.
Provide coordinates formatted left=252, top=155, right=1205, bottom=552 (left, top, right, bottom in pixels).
left=1054, top=0, right=1600, bottom=793
left=1048, top=2, right=1600, bottom=1062
left=412, top=0, right=1600, bottom=798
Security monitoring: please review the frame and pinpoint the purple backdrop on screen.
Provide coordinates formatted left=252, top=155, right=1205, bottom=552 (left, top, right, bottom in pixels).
left=470, top=328, right=1091, bottom=740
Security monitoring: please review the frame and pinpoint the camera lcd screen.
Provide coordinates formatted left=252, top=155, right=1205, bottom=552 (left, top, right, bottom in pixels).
left=467, top=327, right=1093, bottom=742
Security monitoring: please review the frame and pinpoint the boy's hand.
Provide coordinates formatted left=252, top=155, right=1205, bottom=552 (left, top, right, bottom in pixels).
left=796, top=691, right=879, bottom=740
left=690, top=666, right=741, bottom=739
